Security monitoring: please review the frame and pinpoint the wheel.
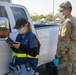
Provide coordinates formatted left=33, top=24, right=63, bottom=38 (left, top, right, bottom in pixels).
left=46, top=62, right=58, bottom=75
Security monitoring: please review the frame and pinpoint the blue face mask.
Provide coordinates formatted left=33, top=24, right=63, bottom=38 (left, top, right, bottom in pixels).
left=18, top=29, right=26, bottom=34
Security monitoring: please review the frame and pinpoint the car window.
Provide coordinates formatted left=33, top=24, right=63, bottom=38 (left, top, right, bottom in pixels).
left=0, top=6, right=8, bottom=18
left=0, top=6, right=12, bottom=32
left=11, top=7, right=28, bottom=22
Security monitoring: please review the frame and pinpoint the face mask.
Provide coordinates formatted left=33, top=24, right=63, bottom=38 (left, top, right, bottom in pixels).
left=59, top=12, right=64, bottom=19
left=18, top=29, right=26, bottom=34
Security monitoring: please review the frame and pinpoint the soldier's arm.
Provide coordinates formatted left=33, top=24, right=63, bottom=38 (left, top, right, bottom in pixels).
left=56, top=21, right=72, bottom=58
left=65, top=21, right=75, bottom=41
left=71, top=38, right=76, bottom=41
left=61, top=21, right=72, bottom=38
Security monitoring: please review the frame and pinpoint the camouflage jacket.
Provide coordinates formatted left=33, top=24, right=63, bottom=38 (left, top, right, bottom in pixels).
left=56, top=15, right=76, bottom=59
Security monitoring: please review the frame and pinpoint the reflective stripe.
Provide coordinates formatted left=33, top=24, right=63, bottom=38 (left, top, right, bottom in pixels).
left=14, top=52, right=39, bottom=58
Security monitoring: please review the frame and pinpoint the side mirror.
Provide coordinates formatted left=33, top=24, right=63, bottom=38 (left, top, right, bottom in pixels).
left=0, top=17, right=9, bottom=40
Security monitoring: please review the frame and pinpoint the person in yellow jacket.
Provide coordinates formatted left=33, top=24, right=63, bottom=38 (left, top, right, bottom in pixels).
left=6, top=18, right=40, bottom=75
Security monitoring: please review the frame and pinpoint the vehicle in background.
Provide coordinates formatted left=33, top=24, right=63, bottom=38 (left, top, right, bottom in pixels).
left=49, top=20, right=61, bottom=25
left=0, top=1, right=59, bottom=75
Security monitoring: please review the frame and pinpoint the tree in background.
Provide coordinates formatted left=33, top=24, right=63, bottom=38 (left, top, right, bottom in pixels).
left=31, top=15, right=40, bottom=20
left=30, top=12, right=40, bottom=20
left=30, top=13, right=55, bottom=21
left=39, top=14, right=45, bottom=19
left=54, top=13, right=59, bottom=19
left=45, top=14, right=53, bottom=21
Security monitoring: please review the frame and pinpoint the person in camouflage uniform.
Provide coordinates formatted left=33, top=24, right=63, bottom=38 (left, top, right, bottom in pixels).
left=55, top=1, right=76, bottom=75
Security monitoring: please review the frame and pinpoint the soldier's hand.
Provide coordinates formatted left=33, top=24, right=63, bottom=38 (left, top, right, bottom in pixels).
left=53, top=58, right=59, bottom=67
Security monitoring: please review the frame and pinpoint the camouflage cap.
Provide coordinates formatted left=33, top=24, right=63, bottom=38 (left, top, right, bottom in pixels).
left=58, top=1, right=72, bottom=11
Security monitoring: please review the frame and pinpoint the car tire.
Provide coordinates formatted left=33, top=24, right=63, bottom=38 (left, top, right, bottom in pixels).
left=46, top=62, right=58, bottom=75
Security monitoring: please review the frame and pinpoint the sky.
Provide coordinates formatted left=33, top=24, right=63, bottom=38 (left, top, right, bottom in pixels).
left=12, top=0, right=76, bottom=17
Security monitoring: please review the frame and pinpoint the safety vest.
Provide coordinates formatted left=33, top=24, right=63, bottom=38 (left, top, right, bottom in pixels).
left=14, top=31, right=40, bottom=59
left=14, top=52, right=39, bottom=59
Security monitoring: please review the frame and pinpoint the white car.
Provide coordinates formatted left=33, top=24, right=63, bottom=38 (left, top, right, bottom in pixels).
left=0, top=1, right=59, bottom=75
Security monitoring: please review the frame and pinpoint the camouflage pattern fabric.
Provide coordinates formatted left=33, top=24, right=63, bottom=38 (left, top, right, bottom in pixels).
left=56, top=15, right=76, bottom=75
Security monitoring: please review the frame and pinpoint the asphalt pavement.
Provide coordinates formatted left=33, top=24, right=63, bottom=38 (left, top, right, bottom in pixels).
left=34, top=63, right=76, bottom=75
left=34, top=64, right=49, bottom=75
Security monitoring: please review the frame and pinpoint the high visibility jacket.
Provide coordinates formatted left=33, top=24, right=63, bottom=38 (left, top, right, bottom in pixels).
left=14, top=52, right=39, bottom=59
left=11, top=31, right=40, bottom=70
